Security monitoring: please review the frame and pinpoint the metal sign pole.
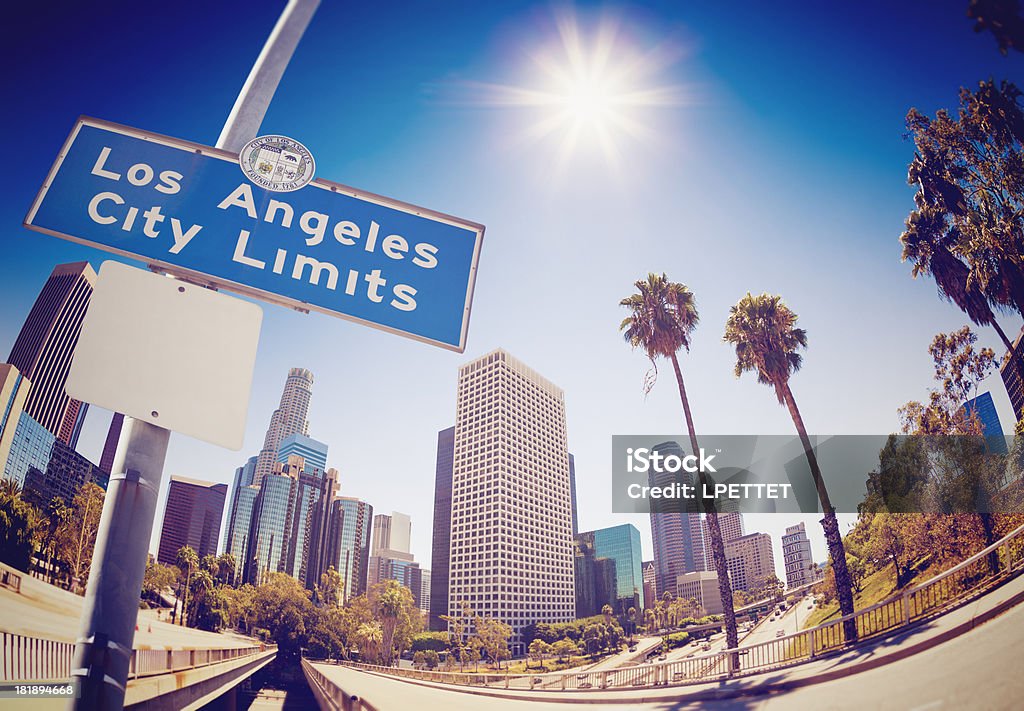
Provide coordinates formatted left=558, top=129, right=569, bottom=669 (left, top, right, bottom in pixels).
left=69, top=2, right=319, bottom=708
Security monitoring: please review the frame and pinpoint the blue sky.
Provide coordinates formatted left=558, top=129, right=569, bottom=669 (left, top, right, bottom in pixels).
left=3, top=1, right=1022, bottom=579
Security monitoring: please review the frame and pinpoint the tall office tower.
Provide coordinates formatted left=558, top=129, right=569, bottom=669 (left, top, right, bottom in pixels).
left=246, top=465, right=298, bottom=584
left=304, top=467, right=339, bottom=589
left=781, top=522, right=815, bottom=589
left=724, top=532, right=776, bottom=593
left=676, top=571, right=724, bottom=615
left=372, top=512, right=412, bottom=555
left=963, top=392, right=1008, bottom=456
left=447, top=349, right=575, bottom=655
left=7, top=262, right=96, bottom=446
left=649, top=440, right=705, bottom=597
left=703, top=511, right=745, bottom=570
left=324, top=496, right=373, bottom=603
left=1000, top=327, right=1024, bottom=422
left=23, top=440, right=108, bottom=509
left=221, top=456, right=258, bottom=556
left=253, top=368, right=314, bottom=485
left=224, top=485, right=258, bottom=581
left=420, top=570, right=432, bottom=613
left=574, top=525, right=643, bottom=618
left=156, top=476, right=228, bottom=566
left=568, top=453, right=578, bottom=538
left=98, top=413, right=123, bottom=474
left=274, top=444, right=332, bottom=585
left=642, top=560, right=657, bottom=610
left=0, top=364, right=31, bottom=476
left=429, top=426, right=455, bottom=631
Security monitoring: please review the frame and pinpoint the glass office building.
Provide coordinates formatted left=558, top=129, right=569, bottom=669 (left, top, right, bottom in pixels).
left=591, top=523, right=644, bottom=614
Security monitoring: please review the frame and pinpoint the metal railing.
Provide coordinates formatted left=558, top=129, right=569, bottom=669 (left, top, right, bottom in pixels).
left=338, top=520, right=1024, bottom=691
left=303, top=658, right=377, bottom=711
left=0, top=631, right=269, bottom=683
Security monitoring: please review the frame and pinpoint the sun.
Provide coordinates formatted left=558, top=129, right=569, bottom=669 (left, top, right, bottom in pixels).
left=456, top=9, right=687, bottom=175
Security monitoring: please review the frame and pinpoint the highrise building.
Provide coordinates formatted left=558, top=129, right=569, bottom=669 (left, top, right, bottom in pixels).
left=23, top=439, right=108, bottom=509
left=277, top=448, right=332, bottom=584
left=420, top=570, right=432, bottom=614
left=223, top=485, right=257, bottom=581
left=642, top=560, right=656, bottom=610
left=703, top=511, right=745, bottom=570
left=569, top=453, right=578, bottom=538
left=574, top=524, right=643, bottom=618
left=98, top=413, right=124, bottom=475
left=156, top=476, right=228, bottom=566
left=0, top=364, right=31, bottom=476
left=447, top=349, right=575, bottom=655
left=253, top=368, right=314, bottom=485
left=324, top=496, right=373, bottom=603
left=963, top=392, right=1008, bottom=456
left=676, top=571, right=723, bottom=615
left=278, top=433, right=328, bottom=472
left=368, top=511, right=417, bottom=589
left=649, top=440, right=705, bottom=597
left=7, top=262, right=96, bottom=446
left=1000, top=328, right=1024, bottom=422
left=371, top=512, right=412, bottom=556
left=724, top=532, right=776, bottom=593
left=246, top=467, right=297, bottom=583
left=429, top=426, right=455, bottom=631
left=3, top=412, right=55, bottom=487
left=781, top=522, right=815, bottom=590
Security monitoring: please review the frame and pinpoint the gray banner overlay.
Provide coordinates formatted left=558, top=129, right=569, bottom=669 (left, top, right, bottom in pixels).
left=612, top=435, right=1024, bottom=514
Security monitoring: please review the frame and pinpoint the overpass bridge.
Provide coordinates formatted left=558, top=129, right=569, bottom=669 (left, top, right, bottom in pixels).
left=0, top=563, right=275, bottom=709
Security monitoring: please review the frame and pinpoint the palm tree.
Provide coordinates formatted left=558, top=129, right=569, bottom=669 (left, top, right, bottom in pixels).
left=900, top=202, right=1024, bottom=382
left=175, top=546, right=198, bottom=627
left=620, top=273, right=740, bottom=655
left=723, top=292, right=858, bottom=642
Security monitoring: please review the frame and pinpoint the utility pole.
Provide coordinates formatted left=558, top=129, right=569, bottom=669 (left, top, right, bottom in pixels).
left=69, top=3, right=320, bottom=708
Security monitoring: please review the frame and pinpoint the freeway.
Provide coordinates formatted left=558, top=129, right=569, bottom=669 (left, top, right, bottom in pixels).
left=311, top=590, right=1024, bottom=711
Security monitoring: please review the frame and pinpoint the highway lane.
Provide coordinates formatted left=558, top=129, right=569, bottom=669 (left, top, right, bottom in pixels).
left=314, top=595, right=1024, bottom=710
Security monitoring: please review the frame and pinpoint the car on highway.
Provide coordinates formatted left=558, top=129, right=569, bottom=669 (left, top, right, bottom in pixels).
left=776, top=630, right=785, bottom=638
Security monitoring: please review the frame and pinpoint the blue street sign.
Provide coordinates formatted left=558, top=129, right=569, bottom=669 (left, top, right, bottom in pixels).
left=25, top=117, right=485, bottom=352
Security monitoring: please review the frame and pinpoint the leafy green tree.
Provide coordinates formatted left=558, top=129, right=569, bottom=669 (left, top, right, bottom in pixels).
left=57, top=483, right=104, bottom=589
left=252, top=572, right=316, bottom=654
left=317, top=566, right=343, bottom=606
left=475, top=616, right=512, bottom=668
left=423, top=649, right=440, bottom=669
left=967, top=0, right=1024, bottom=54
left=370, top=580, right=421, bottom=666
left=215, top=553, right=237, bottom=587
left=724, top=293, right=857, bottom=641
left=40, top=497, right=70, bottom=583
left=142, top=561, right=179, bottom=602
left=528, top=639, right=551, bottom=669
left=552, top=637, right=577, bottom=663
left=620, top=273, right=739, bottom=654
left=0, top=480, right=37, bottom=572
left=411, top=631, right=449, bottom=652
left=900, top=80, right=1024, bottom=381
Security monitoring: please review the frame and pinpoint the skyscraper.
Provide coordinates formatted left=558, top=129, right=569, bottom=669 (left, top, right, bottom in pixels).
left=0, top=364, right=31, bottom=476
left=649, top=440, right=705, bottom=597
left=781, top=522, right=815, bottom=589
left=447, top=349, right=575, bottom=654
left=642, top=560, right=656, bottom=610
left=253, top=368, right=314, bottom=485
left=324, top=496, right=373, bottom=602
left=703, top=511, right=744, bottom=570
left=223, top=485, right=257, bottom=582
left=429, top=425, right=455, bottom=631
left=98, top=413, right=123, bottom=474
left=1000, top=328, right=1024, bottom=422
left=7, top=262, right=96, bottom=445
left=569, top=453, right=579, bottom=538
left=724, top=532, right=776, bottom=593
left=156, top=476, right=228, bottom=566
left=246, top=467, right=297, bottom=583
left=963, top=392, right=1008, bottom=456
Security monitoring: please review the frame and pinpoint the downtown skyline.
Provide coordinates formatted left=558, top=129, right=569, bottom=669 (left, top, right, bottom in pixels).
left=3, top=1, right=1023, bottom=583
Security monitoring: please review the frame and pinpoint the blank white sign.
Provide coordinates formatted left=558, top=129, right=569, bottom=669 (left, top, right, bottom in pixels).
left=67, top=261, right=263, bottom=450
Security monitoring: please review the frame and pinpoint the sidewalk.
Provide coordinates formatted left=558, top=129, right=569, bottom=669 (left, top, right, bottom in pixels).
left=325, top=570, right=1024, bottom=704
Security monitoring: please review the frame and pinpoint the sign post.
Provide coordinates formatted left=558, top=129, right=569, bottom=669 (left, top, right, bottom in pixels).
left=66, top=2, right=321, bottom=708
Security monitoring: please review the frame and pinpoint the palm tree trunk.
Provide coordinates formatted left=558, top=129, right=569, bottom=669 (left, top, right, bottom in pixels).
left=779, top=380, right=858, bottom=643
left=669, top=354, right=740, bottom=663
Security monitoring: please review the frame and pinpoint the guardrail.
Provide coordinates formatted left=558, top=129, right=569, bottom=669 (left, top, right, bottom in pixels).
left=0, top=631, right=269, bottom=683
left=303, top=658, right=377, bottom=711
left=339, top=520, right=1024, bottom=691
